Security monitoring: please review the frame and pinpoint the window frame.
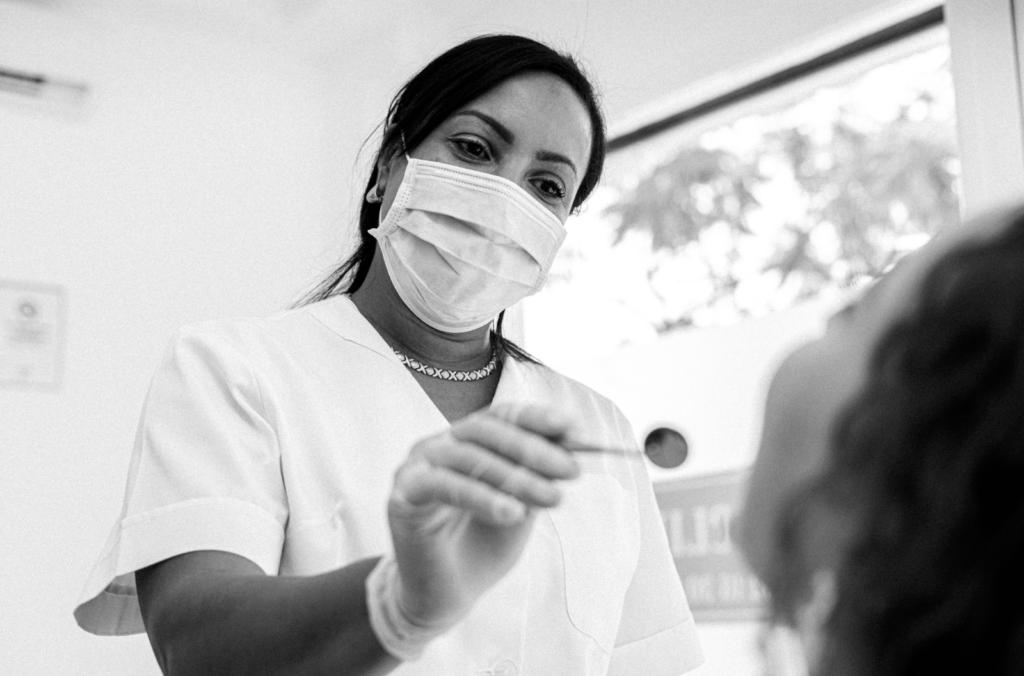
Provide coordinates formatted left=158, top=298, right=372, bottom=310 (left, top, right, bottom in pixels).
left=606, top=0, right=1024, bottom=219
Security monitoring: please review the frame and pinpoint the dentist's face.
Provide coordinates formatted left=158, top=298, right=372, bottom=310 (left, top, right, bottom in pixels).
left=378, top=71, right=592, bottom=225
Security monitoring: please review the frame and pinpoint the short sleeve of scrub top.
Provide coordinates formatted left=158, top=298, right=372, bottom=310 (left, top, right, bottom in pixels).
left=74, top=322, right=290, bottom=635
left=74, top=297, right=703, bottom=675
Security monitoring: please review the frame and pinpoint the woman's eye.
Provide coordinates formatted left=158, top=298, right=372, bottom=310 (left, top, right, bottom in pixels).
left=534, top=178, right=566, bottom=201
left=453, top=138, right=490, bottom=161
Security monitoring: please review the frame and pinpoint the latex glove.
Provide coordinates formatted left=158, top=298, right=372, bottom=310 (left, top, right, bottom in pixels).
left=386, top=402, right=581, bottom=633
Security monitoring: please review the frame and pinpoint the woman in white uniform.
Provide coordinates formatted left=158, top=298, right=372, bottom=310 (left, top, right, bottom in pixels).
left=739, top=204, right=1024, bottom=675
left=75, top=34, right=703, bottom=675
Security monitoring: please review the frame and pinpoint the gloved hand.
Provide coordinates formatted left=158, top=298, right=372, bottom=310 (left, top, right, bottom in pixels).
left=386, top=402, right=581, bottom=635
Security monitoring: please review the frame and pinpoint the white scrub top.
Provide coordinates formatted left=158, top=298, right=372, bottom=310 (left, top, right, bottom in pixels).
left=74, top=296, right=703, bottom=676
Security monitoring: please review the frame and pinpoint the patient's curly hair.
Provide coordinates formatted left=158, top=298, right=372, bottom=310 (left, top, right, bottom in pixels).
left=772, top=207, right=1024, bottom=676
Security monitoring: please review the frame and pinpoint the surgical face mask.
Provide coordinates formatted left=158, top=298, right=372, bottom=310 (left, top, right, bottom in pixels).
left=369, top=157, right=568, bottom=333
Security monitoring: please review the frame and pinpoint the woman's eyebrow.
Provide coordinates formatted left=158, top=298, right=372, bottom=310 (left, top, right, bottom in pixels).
left=451, top=110, right=579, bottom=177
left=452, top=110, right=514, bottom=145
left=536, top=150, right=578, bottom=177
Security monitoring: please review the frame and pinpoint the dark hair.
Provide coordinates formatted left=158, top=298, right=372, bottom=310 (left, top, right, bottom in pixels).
left=771, top=207, right=1024, bottom=676
left=298, top=34, right=607, bottom=362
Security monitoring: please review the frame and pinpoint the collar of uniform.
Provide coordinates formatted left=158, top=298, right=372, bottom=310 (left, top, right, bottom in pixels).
left=492, top=353, right=547, bottom=408
left=306, top=295, right=403, bottom=366
left=308, top=295, right=541, bottom=403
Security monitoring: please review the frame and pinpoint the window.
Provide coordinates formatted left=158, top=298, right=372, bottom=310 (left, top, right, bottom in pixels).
left=525, top=25, right=957, bottom=367
left=521, top=18, right=959, bottom=676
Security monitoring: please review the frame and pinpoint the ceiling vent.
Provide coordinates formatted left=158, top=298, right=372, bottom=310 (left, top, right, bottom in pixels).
left=0, top=66, right=90, bottom=115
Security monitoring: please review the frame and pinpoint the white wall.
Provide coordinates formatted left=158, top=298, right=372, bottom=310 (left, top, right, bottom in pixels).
left=550, top=302, right=833, bottom=478
left=0, top=0, right=960, bottom=674
left=0, top=4, right=336, bottom=674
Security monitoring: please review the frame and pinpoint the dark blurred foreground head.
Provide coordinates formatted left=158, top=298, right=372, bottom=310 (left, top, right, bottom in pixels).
left=742, top=204, right=1024, bottom=676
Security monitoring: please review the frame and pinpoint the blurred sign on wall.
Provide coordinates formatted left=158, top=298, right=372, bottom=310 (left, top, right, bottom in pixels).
left=654, top=469, right=767, bottom=622
left=0, top=280, right=65, bottom=388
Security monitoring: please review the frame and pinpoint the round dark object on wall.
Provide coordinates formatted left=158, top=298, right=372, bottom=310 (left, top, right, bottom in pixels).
left=643, top=426, right=689, bottom=468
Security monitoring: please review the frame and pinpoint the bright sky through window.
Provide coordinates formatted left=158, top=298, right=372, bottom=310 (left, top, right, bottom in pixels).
left=524, top=39, right=958, bottom=366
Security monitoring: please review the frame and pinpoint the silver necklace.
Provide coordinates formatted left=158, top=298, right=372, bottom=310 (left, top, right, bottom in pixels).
left=393, top=348, right=498, bottom=382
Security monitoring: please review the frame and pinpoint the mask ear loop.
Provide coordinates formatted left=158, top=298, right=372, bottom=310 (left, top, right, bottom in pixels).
left=368, top=128, right=407, bottom=205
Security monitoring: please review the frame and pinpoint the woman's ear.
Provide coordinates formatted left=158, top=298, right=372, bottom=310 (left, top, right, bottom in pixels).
left=373, top=124, right=402, bottom=196
left=373, top=128, right=410, bottom=220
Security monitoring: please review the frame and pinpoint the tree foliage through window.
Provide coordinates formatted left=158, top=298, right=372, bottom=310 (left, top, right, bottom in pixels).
left=559, top=47, right=959, bottom=334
